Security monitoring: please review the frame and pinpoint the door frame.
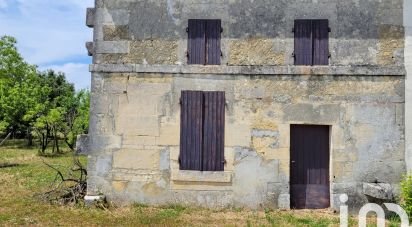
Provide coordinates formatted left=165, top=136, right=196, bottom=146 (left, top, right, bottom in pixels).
left=289, top=124, right=332, bottom=209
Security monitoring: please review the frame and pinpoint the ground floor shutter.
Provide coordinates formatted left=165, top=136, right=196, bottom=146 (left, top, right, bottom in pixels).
left=180, top=91, right=203, bottom=170
left=202, top=91, right=225, bottom=171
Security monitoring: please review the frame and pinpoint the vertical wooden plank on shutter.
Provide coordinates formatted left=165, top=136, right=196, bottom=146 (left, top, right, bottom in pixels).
left=312, top=19, right=329, bottom=65
left=180, top=91, right=203, bottom=170
left=294, top=19, right=313, bottom=65
left=202, top=91, right=225, bottom=171
left=188, top=20, right=206, bottom=65
left=206, top=20, right=221, bottom=65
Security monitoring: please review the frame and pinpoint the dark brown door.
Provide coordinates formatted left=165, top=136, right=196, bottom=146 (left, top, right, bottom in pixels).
left=290, top=125, right=330, bottom=209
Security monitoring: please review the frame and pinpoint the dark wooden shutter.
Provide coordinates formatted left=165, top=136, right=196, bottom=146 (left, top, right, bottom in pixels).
left=202, top=91, right=225, bottom=171
left=294, top=19, right=313, bottom=65
left=188, top=20, right=206, bottom=65
left=205, top=20, right=221, bottom=65
left=180, top=91, right=203, bottom=170
left=312, top=19, right=329, bottom=65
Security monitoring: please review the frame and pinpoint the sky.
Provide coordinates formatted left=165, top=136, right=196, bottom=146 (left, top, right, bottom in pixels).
left=0, top=0, right=94, bottom=90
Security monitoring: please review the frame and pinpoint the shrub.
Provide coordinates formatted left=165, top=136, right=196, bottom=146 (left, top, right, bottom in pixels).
left=400, top=174, right=412, bottom=218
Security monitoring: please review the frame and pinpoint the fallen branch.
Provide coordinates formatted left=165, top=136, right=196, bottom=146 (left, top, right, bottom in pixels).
left=39, top=156, right=87, bottom=205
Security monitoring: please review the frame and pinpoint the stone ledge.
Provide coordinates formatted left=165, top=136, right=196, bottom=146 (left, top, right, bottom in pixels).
left=171, top=170, right=232, bottom=183
left=86, top=8, right=95, bottom=28
left=89, top=64, right=406, bottom=76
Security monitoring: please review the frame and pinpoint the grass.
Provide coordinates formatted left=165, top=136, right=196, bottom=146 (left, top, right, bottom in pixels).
left=0, top=140, right=402, bottom=226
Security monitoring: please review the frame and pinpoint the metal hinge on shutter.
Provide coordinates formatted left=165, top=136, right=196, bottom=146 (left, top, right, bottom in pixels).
left=186, top=27, right=189, bottom=33
left=292, top=27, right=295, bottom=33
left=328, top=27, right=331, bottom=32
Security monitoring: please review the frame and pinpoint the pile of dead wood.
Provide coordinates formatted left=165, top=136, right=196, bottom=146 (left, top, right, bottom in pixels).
left=40, top=157, right=87, bottom=205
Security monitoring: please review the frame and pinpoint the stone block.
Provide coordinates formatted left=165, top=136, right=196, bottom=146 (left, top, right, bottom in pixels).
left=362, top=183, right=394, bottom=200
left=103, top=40, right=178, bottom=64
left=116, top=115, right=160, bottom=136
left=103, top=77, right=128, bottom=94
left=86, top=8, right=95, bottom=27
left=89, top=135, right=122, bottom=151
left=283, top=104, right=341, bottom=124
left=96, top=8, right=130, bottom=25
left=228, top=38, right=284, bottom=66
left=171, top=170, right=232, bottom=183
left=95, top=41, right=130, bottom=54
left=332, top=126, right=346, bottom=150
left=279, top=159, right=290, bottom=176
left=333, top=161, right=354, bottom=182
left=224, top=148, right=235, bottom=171
left=113, top=149, right=160, bottom=170
left=278, top=124, right=290, bottom=148
left=159, top=149, right=170, bottom=171
left=89, top=64, right=135, bottom=72
left=169, top=146, right=179, bottom=161
left=265, top=148, right=289, bottom=161
left=122, top=136, right=156, bottom=148
left=118, top=95, right=158, bottom=117
left=95, top=156, right=112, bottom=175
left=86, top=42, right=94, bottom=56
left=76, top=134, right=89, bottom=154
left=333, top=149, right=358, bottom=162
left=225, top=124, right=251, bottom=147
left=112, top=181, right=128, bottom=192
left=157, top=124, right=180, bottom=146
left=277, top=194, right=290, bottom=210
left=252, top=137, right=278, bottom=155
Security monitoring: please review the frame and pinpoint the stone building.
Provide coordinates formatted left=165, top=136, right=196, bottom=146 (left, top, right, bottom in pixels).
left=83, top=0, right=406, bottom=210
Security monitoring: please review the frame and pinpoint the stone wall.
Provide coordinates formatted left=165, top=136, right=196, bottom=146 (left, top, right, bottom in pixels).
left=86, top=70, right=405, bottom=209
left=84, top=0, right=407, bottom=210
left=404, top=0, right=412, bottom=172
left=87, top=0, right=404, bottom=66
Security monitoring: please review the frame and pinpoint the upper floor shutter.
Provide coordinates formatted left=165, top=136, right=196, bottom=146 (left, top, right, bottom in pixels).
left=294, top=19, right=313, bottom=65
left=312, top=19, right=329, bottom=65
left=188, top=19, right=206, bottom=65
left=180, top=90, right=203, bottom=170
left=202, top=91, right=225, bottom=171
left=206, top=20, right=221, bottom=65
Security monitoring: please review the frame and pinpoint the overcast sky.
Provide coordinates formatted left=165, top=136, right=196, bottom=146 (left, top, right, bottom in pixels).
left=0, top=0, right=94, bottom=90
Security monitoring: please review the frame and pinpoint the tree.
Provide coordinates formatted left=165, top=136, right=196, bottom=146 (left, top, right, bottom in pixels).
left=61, top=90, right=90, bottom=151
left=0, top=36, right=90, bottom=153
left=0, top=35, right=39, bottom=143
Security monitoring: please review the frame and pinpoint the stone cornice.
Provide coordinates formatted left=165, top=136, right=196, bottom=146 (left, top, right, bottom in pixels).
left=89, top=64, right=406, bottom=76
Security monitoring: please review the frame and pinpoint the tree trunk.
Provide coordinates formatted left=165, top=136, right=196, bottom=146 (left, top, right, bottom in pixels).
left=27, top=127, right=33, bottom=147
left=0, top=132, right=12, bottom=146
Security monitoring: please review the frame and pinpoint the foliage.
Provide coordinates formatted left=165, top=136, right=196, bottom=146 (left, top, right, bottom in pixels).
left=0, top=36, right=89, bottom=154
left=400, top=174, right=412, bottom=219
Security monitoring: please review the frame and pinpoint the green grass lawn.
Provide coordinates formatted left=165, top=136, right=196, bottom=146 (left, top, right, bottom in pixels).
left=0, top=140, right=401, bottom=226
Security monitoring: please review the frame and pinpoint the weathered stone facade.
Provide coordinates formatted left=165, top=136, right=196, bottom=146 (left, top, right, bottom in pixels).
left=404, top=0, right=412, bottom=172
left=84, top=0, right=406, bottom=210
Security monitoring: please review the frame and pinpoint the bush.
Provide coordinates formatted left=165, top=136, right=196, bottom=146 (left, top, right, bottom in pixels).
left=400, top=174, right=412, bottom=218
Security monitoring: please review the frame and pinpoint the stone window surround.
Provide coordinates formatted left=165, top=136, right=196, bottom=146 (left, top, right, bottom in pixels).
left=171, top=169, right=232, bottom=183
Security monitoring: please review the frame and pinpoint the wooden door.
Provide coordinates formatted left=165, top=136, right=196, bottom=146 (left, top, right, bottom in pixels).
left=290, top=125, right=330, bottom=209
